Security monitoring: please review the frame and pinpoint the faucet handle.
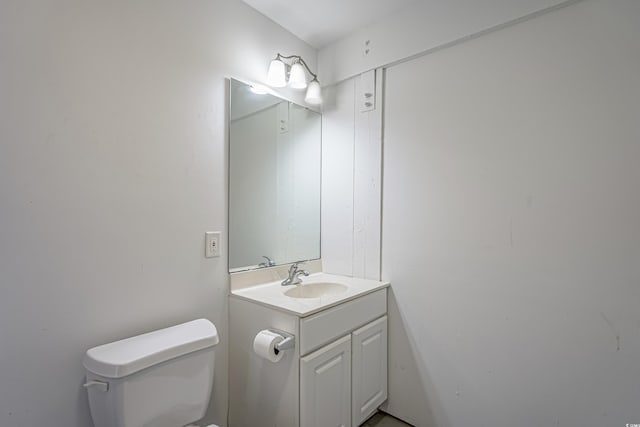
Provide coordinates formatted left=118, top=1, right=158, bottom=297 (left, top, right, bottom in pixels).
left=292, top=267, right=310, bottom=285
left=282, top=261, right=308, bottom=286
left=289, top=260, right=306, bottom=272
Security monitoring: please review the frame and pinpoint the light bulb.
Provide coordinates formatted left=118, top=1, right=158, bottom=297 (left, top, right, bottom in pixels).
left=289, top=62, right=307, bottom=89
left=304, top=79, right=322, bottom=105
left=266, top=59, right=287, bottom=87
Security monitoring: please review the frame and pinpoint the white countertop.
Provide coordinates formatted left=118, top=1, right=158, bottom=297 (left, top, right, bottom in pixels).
left=230, top=272, right=390, bottom=317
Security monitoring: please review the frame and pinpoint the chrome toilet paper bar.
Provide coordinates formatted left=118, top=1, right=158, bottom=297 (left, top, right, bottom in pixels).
left=267, top=329, right=295, bottom=353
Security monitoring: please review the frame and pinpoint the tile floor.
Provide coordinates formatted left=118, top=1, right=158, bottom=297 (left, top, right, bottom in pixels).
left=361, top=411, right=413, bottom=427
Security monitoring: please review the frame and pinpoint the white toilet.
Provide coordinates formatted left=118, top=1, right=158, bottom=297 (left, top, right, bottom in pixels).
left=83, top=319, right=219, bottom=427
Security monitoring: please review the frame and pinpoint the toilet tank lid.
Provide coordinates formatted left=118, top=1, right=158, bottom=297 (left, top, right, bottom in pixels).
left=83, top=319, right=219, bottom=379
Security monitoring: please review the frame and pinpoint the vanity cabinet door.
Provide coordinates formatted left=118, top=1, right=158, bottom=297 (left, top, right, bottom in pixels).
left=300, top=335, right=352, bottom=427
left=352, top=316, right=388, bottom=427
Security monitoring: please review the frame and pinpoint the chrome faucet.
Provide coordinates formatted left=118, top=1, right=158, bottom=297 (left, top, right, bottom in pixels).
left=281, top=261, right=310, bottom=286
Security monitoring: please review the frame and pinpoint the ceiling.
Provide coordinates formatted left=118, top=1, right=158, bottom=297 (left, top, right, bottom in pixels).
left=242, top=0, right=417, bottom=48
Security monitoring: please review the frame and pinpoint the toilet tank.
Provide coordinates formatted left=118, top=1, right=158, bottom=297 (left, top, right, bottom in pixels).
left=83, top=319, right=219, bottom=427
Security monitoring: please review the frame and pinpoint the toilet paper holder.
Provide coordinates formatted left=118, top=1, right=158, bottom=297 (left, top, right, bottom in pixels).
left=268, top=329, right=295, bottom=354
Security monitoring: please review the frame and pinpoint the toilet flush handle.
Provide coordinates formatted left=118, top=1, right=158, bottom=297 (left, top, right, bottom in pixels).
left=83, top=380, right=109, bottom=392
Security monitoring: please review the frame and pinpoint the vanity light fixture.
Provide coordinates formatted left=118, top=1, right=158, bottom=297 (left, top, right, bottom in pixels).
left=266, top=53, right=323, bottom=105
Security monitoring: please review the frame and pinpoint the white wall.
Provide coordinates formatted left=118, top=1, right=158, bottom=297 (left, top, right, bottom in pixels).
left=0, top=1, right=315, bottom=426
left=318, top=0, right=578, bottom=85
left=321, top=79, right=356, bottom=275
left=322, top=70, right=382, bottom=279
left=382, top=0, right=640, bottom=426
left=319, top=0, right=586, bottom=277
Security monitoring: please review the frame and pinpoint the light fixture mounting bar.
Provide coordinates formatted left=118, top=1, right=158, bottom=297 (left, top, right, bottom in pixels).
left=274, top=53, right=318, bottom=81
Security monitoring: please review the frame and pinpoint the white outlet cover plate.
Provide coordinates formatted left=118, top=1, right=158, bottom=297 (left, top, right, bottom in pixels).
left=205, top=232, right=221, bottom=258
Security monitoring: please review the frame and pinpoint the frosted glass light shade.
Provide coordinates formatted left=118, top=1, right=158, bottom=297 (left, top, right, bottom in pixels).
left=305, top=80, right=322, bottom=105
left=267, top=59, right=287, bottom=87
left=289, top=62, right=307, bottom=89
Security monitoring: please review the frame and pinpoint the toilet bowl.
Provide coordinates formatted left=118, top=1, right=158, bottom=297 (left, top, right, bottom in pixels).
left=83, top=319, right=219, bottom=427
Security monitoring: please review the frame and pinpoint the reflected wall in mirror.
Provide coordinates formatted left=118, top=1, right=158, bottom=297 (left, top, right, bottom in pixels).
left=228, top=79, right=321, bottom=272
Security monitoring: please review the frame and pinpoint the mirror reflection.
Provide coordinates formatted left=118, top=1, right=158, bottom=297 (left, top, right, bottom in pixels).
left=228, top=79, right=321, bottom=272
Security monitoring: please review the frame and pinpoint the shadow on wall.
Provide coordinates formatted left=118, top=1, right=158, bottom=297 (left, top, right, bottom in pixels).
left=383, top=289, right=448, bottom=427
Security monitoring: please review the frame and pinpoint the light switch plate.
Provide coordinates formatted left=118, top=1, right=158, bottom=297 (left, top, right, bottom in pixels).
left=205, top=232, right=221, bottom=258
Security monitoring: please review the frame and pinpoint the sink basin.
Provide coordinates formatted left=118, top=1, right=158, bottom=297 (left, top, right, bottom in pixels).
left=284, top=282, right=348, bottom=299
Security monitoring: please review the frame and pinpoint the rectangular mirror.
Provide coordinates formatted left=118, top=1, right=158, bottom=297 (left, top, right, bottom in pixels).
left=228, top=79, right=321, bottom=272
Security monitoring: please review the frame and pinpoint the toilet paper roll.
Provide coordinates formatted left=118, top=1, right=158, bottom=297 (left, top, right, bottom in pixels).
left=253, top=330, right=284, bottom=363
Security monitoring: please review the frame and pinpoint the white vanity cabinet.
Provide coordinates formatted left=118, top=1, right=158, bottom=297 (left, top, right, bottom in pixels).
left=301, top=316, right=388, bottom=427
left=300, top=335, right=352, bottom=427
left=229, top=286, right=388, bottom=427
left=352, top=316, right=388, bottom=426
